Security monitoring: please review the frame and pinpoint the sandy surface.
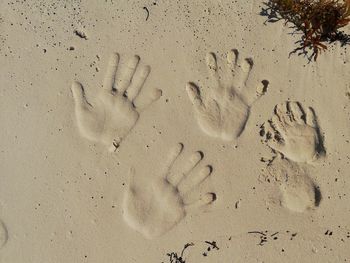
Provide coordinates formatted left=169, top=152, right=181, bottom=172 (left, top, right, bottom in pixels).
left=1, top=1, right=350, bottom=262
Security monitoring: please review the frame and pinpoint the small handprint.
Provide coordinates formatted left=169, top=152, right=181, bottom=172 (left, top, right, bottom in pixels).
left=71, top=53, right=162, bottom=151
left=122, top=143, right=216, bottom=239
left=186, top=49, right=268, bottom=141
left=261, top=101, right=325, bottom=163
left=266, top=158, right=321, bottom=212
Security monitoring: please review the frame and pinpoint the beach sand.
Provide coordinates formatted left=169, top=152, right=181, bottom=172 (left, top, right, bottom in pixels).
left=0, top=1, right=350, bottom=262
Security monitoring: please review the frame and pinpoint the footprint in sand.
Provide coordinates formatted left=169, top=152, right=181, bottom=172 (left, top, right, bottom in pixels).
left=266, top=158, right=321, bottom=213
left=261, top=101, right=325, bottom=164
left=0, top=220, right=8, bottom=249
left=71, top=53, right=162, bottom=151
left=122, top=143, right=216, bottom=239
left=186, top=49, right=269, bottom=141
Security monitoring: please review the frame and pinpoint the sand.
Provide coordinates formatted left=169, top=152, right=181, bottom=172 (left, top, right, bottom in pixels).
left=0, top=0, right=350, bottom=262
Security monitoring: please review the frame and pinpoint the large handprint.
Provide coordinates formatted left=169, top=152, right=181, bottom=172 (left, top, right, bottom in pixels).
left=71, top=53, right=162, bottom=151
left=123, top=143, right=216, bottom=239
left=186, top=49, right=269, bottom=141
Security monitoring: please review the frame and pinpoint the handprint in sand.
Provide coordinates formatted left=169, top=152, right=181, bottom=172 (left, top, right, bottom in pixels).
left=122, top=143, right=216, bottom=239
left=261, top=101, right=325, bottom=163
left=186, top=49, right=269, bottom=141
left=71, top=53, right=162, bottom=151
left=267, top=158, right=321, bottom=213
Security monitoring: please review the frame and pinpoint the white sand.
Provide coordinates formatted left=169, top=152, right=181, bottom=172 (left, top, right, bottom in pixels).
left=1, top=0, right=350, bottom=262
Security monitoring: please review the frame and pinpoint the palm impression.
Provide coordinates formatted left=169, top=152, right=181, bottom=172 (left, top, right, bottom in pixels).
left=122, top=143, right=216, bottom=239
left=71, top=53, right=162, bottom=151
left=186, top=49, right=269, bottom=141
left=261, top=101, right=325, bottom=163
left=267, top=158, right=321, bottom=213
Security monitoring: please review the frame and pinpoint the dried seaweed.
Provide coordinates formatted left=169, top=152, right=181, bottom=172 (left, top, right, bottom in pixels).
left=165, top=243, right=194, bottom=263
left=261, top=0, right=350, bottom=61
